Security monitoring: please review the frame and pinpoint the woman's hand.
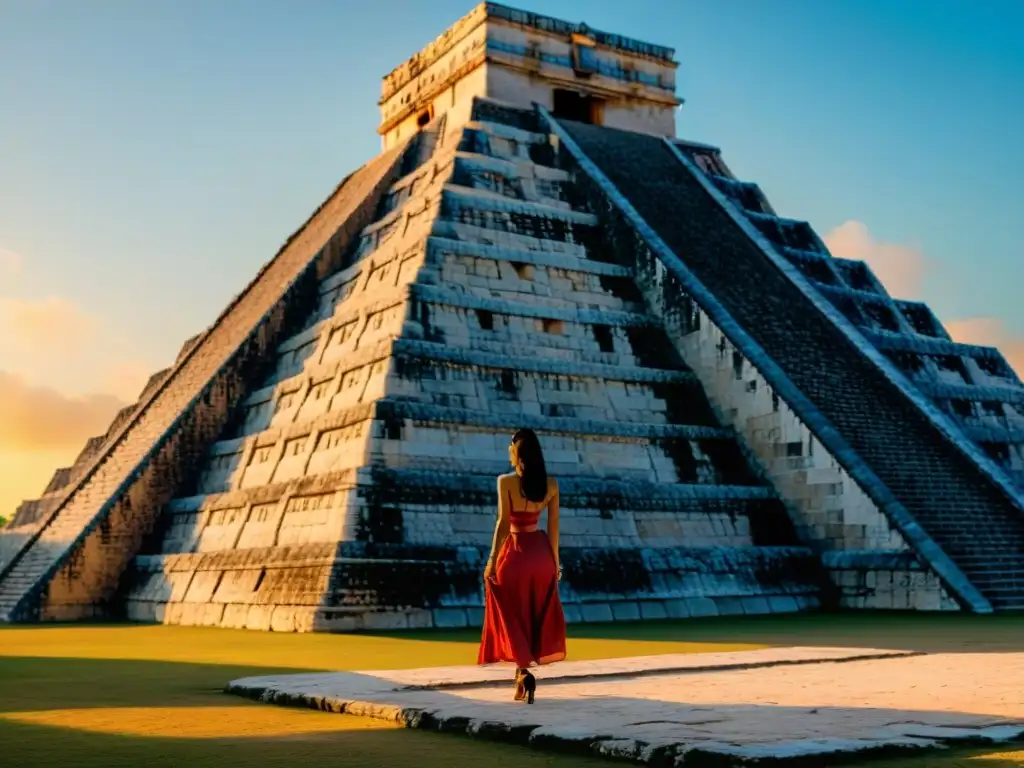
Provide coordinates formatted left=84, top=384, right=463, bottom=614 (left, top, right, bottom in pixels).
left=483, top=558, right=497, bottom=583
left=556, top=562, right=562, bottom=581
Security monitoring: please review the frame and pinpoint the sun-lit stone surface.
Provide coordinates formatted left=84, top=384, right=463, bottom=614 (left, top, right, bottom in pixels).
left=229, top=648, right=1024, bottom=765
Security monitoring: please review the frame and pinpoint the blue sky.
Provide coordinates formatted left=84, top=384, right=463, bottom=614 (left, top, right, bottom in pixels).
left=0, top=0, right=1022, bottom=400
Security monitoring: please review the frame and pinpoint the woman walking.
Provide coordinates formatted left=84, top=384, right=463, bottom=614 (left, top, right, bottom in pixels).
left=477, top=428, right=567, bottom=703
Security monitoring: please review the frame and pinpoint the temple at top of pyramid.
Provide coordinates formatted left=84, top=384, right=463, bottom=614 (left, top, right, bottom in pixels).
left=2, top=3, right=1023, bottom=631
left=376, top=2, right=681, bottom=149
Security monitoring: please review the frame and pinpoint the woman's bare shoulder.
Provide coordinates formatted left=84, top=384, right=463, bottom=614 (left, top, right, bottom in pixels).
left=497, top=473, right=516, bottom=487
left=547, top=476, right=559, bottom=494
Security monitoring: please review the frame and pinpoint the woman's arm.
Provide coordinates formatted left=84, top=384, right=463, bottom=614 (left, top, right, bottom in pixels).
left=484, top=476, right=511, bottom=582
left=548, top=480, right=560, bottom=577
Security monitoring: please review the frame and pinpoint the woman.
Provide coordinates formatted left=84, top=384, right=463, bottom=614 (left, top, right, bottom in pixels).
left=477, top=428, right=567, bottom=704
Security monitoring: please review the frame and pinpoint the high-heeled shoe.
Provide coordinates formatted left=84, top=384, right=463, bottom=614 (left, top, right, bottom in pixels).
left=521, top=671, right=536, bottom=704
left=513, top=669, right=527, bottom=702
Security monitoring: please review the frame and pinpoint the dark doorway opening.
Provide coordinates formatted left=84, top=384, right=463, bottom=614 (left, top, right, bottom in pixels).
left=552, top=89, right=603, bottom=125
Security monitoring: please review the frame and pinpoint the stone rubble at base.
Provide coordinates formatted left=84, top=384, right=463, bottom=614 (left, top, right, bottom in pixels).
left=227, top=647, right=1024, bottom=766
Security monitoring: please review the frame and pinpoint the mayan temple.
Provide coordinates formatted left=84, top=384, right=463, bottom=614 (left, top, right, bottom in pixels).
left=2, top=3, right=1023, bottom=632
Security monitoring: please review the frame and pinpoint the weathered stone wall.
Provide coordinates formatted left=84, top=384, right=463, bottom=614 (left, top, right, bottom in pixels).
left=823, top=551, right=959, bottom=611
left=126, top=539, right=820, bottom=632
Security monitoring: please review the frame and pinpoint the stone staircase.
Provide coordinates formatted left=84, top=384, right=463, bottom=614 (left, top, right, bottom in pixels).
left=551, top=115, right=1024, bottom=611
left=113, top=99, right=825, bottom=631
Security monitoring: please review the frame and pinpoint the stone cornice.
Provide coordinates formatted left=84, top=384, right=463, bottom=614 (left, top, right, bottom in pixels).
left=381, top=4, right=490, bottom=104
left=486, top=50, right=681, bottom=108
left=378, top=53, right=488, bottom=135
left=381, top=3, right=677, bottom=106
left=485, top=3, right=676, bottom=63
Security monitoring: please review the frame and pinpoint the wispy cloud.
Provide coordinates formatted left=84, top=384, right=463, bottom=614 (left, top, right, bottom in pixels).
left=0, top=251, right=161, bottom=511
left=0, top=295, right=101, bottom=353
left=823, top=220, right=929, bottom=299
left=0, top=371, right=129, bottom=514
left=102, top=360, right=157, bottom=402
left=0, top=371, right=125, bottom=453
left=0, top=294, right=158, bottom=400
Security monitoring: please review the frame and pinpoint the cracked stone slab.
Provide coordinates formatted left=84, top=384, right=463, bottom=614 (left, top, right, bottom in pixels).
left=227, top=647, right=1024, bottom=765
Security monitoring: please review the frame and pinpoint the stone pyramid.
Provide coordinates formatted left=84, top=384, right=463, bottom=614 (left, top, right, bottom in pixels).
left=2, top=2, right=1023, bottom=630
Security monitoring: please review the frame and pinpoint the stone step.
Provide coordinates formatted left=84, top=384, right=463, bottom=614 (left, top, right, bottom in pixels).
left=153, top=495, right=789, bottom=557
left=440, top=184, right=596, bottom=224
left=452, top=149, right=572, bottom=182
left=922, top=530, right=1024, bottom=550
left=969, top=570, right=1024, bottom=584
left=445, top=173, right=582, bottom=215
left=438, top=190, right=600, bottom=247
left=201, top=397, right=738, bottom=463
left=977, top=588, right=1024, bottom=603
left=123, top=543, right=823, bottom=621
left=374, top=398, right=729, bottom=438
left=423, top=240, right=644, bottom=314
left=386, top=372, right=706, bottom=429
left=954, top=561, right=1024, bottom=573
left=425, top=235, right=630, bottom=278
left=191, top=397, right=760, bottom=496
left=465, top=116, right=547, bottom=147
left=961, top=424, right=1024, bottom=444
left=927, top=529, right=1024, bottom=545
left=419, top=268, right=647, bottom=316
left=915, top=381, right=1024, bottom=407
left=169, top=470, right=779, bottom=512
left=706, top=174, right=773, bottom=216
left=988, top=598, right=1024, bottom=610
left=409, top=289, right=664, bottom=364
left=391, top=338, right=692, bottom=381
left=464, top=103, right=545, bottom=141
left=950, top=548, right=1024, bottom=561
left=744, top=210, right=821, bottom=251
left=235, top=339, right=704, bottom=441
left=430, top=218, right=588, bottom=256
left=409, top=282, right=655, bottom=328
left=368, top=468, right=777, bottom=501
left=368, top=403, right=756, bottom=488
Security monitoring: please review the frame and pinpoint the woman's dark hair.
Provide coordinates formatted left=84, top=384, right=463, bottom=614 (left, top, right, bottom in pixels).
left=512, top=428, right=548, bottom=503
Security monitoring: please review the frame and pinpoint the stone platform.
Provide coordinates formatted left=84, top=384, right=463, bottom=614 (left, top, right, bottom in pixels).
left=227, top=647, right=1024, bottom=765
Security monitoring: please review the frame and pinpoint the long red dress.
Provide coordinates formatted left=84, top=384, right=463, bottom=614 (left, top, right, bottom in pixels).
left=477, top=501, right=567, bottom=668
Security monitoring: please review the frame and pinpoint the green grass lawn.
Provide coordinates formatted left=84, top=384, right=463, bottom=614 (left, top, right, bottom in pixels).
left=1, top=612, right=1021, bottom=767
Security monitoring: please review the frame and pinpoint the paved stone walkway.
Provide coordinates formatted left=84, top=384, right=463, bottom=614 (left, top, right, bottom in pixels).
left=228, top=647, right=1024, bottom=765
